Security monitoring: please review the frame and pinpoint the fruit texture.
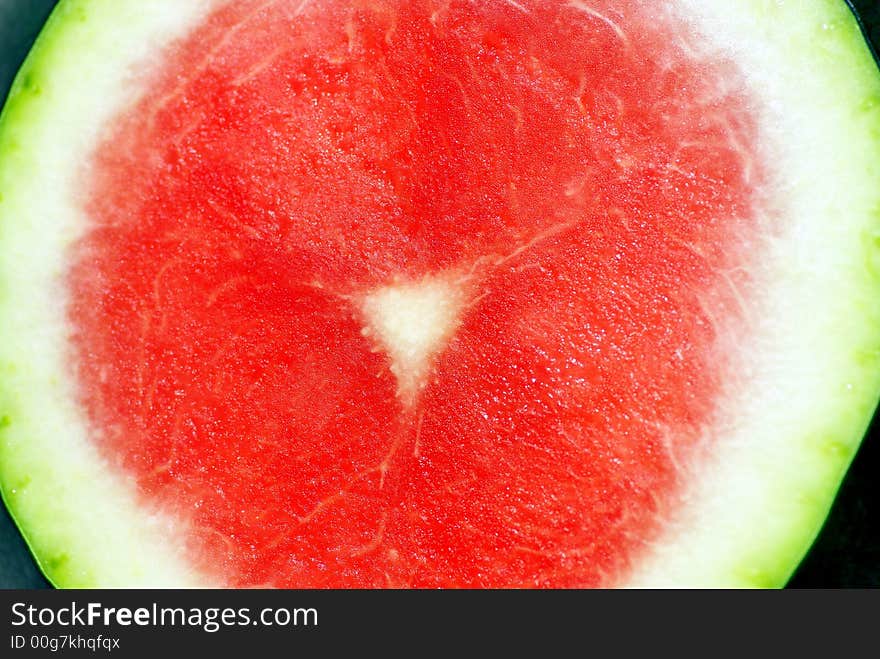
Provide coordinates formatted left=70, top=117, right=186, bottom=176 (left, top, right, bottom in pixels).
left=0, top=0, right=879, bottom=588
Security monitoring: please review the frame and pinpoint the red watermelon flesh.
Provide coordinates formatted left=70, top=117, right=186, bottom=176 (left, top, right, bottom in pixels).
left=67, top=0, right=763, bottom=587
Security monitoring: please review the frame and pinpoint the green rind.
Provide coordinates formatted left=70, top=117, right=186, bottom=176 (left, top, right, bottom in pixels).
left=627, top=0, right=880, bottom=587
left=0, top=0, right=212, bottom=588
left=0, top=0, right=104, bottom=591
left=0, top=0, right=878, bottom=588
left=732, top=0, right=880, bottom=588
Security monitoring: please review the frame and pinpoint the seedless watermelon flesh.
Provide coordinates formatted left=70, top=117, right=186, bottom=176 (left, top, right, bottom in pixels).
left=0, top=0, right=879, bottom=587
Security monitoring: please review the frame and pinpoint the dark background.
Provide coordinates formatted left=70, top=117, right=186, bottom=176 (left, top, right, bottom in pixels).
left=0, top=0, right=877, bottom=589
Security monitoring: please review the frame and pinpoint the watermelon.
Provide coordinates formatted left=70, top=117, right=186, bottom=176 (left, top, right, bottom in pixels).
left=0, top=0, right=879, bottom=588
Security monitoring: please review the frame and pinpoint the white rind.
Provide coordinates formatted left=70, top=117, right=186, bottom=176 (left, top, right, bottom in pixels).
left=624, top=0, right=880, bottom=587
left=0, top=0, right=219, bottom=587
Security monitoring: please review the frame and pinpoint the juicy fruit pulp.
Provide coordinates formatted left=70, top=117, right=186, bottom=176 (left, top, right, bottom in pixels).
left=67, top=0, right=764, bottom=588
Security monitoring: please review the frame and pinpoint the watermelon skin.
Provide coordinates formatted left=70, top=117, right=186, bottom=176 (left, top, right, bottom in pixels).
left=788, top=413, right=880, bottom=586
left=0, top=0, right=878, bottom=588
left=0, top=0, right=57, bottom=590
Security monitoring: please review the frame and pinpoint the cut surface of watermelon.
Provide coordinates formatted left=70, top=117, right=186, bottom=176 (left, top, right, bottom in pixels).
left=0, top=0, right=879, bottom=588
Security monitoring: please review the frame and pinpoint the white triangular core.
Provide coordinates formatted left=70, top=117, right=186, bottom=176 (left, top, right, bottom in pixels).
left=361, top=274, right=467, bottom=403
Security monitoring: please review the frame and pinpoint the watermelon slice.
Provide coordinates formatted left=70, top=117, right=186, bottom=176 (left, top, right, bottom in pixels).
left=0, top=0, right=879, bottom=588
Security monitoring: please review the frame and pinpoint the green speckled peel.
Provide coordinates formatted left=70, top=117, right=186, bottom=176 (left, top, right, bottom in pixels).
left=621, top=0, right=880, bottom=588
left=0, top=0, right=214, bottom=587
left=0, top=0, right=879, bottom=588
